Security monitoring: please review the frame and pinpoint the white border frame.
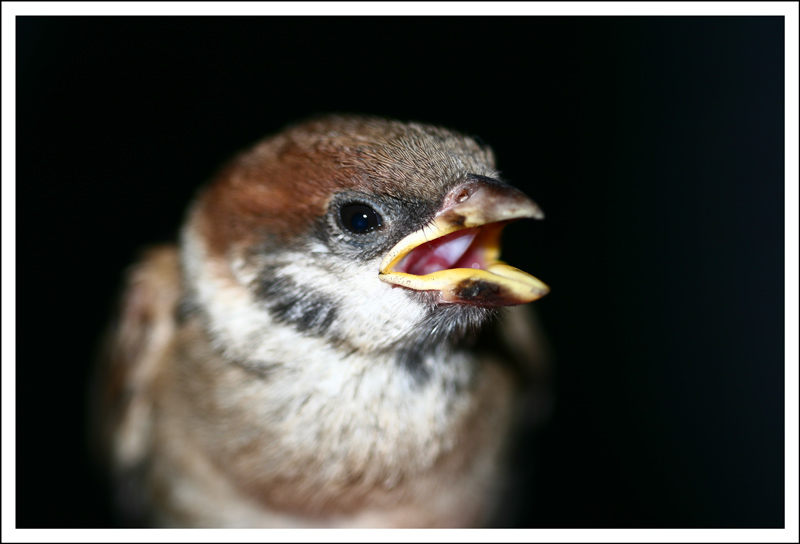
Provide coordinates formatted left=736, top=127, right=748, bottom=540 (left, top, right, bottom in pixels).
left=3, top=2, right=798, bottom=543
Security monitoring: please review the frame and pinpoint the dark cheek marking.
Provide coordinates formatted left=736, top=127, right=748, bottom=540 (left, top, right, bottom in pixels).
left=255, top=273, right=338, bottom=336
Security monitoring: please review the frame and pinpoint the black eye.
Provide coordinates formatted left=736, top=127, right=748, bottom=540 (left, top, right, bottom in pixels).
left=340, top=203, right=382, bottom=234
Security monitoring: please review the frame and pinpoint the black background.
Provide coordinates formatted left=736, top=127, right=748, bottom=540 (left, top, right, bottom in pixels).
left=16, top=16, right=785, bottom=528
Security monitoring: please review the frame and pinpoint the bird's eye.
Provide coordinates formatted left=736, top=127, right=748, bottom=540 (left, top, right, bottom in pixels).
left=340, top=203, right=382, bottom=234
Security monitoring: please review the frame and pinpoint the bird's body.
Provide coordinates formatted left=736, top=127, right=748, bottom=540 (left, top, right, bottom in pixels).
left=96, top=115, right=550, bottom=527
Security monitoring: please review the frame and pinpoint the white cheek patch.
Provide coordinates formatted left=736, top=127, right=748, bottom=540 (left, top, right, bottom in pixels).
left=273, top=251, right=428, bottom=351
left=181, top=227, right=430, bottom=364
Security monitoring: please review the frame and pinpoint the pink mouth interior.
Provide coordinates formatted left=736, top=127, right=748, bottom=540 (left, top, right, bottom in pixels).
left=395, top=227, right=488, bottom=276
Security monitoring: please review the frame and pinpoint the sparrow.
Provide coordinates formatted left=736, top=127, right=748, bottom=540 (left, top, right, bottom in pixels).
left=95, top=114, right=551, bottom=528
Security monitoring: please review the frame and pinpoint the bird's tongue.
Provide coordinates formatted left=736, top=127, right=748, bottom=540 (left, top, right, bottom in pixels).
left=397, top=228, right=480, bottom=276
left=380, top=224, right=549, bottom=306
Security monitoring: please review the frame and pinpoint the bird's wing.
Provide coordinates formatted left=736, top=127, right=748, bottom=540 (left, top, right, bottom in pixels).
left=93, top=244, right=182, bottom=520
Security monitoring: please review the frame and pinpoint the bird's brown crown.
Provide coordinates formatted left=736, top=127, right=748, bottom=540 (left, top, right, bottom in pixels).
left=195, top=115, right=496, bottom=257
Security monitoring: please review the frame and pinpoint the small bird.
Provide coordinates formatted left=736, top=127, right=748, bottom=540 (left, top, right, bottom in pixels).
left=95, top=114, right=551, bottom=528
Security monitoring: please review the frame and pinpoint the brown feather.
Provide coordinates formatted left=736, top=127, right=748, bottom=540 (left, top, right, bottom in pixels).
left=196, top=115, right=495, bottom=256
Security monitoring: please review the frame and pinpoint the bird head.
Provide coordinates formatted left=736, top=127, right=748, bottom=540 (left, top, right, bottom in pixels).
left=181, top=115, right=548, bottom=367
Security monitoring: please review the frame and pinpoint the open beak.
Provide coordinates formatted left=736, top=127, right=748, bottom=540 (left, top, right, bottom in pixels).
left=378, top=179, right=550, bottom=306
